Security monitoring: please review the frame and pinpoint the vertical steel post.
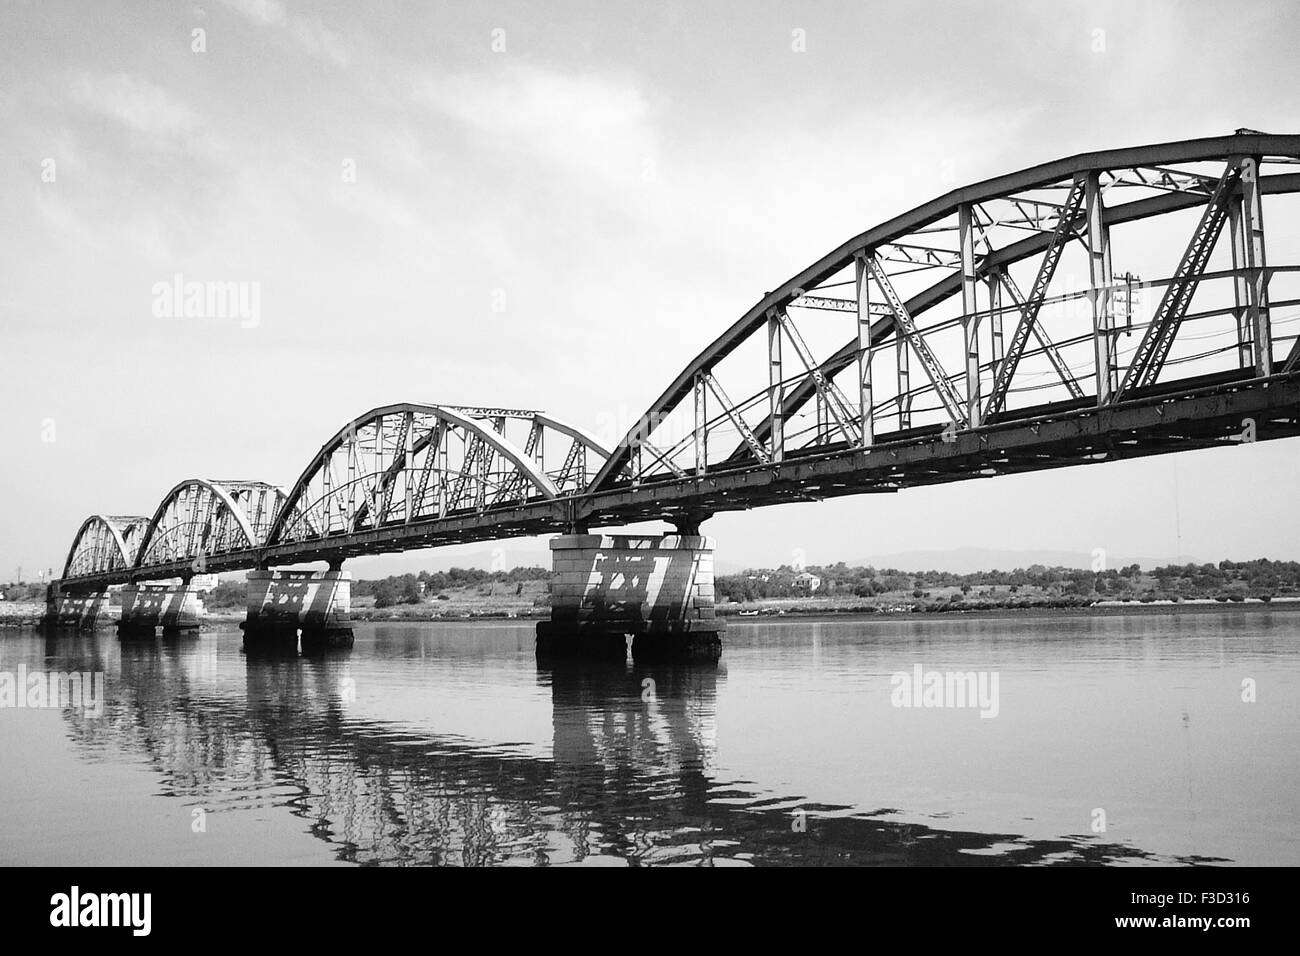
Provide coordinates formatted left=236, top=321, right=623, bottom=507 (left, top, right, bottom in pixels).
left=987, top=268, right=1004, bottom=368
left=1228, top=201, right=1252, bottom=367
left=437, top=435, right=448, bottom=517
left=1239, top=155, right=1271, bottom=375
left=1085, top=172, right=1115, bottom=403
left=855, top=253, right=874, bottom=446
left=373, top=416, right=385, bottom=526
left=694, top=372, right=707, bottom=475
left=897, top=329, right=911, bottom=429
left=768, top=310, right=784, bottom=463
left=402, top=410, right=414, bottom=522
left=322, top=454, right=333, bottom=531
left=960, top=204, right=981, bottom=427
left=346, top=431, right=357, bottom=526
left=476, top=436, right=487, bottom=510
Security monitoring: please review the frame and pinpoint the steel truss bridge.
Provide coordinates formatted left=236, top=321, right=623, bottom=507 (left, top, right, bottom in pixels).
left=59, top=132, right=1300, bottom=592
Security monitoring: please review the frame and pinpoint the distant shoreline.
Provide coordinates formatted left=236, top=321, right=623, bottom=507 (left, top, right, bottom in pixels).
left=722, top=598, right=1300, bottom=625
left=4, top=595, right=1298, bottom=630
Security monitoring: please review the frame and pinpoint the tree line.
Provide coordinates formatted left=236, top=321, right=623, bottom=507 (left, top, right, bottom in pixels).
left=714, top=559, right=1300, bottom=603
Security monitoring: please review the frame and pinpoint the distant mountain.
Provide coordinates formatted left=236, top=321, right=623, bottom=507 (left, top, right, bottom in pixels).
left=842, top=547, right=1204, bottom=575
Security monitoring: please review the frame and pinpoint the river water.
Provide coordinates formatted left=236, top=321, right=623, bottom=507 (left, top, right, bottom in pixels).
left=1, top=608, right=1297, bottom=866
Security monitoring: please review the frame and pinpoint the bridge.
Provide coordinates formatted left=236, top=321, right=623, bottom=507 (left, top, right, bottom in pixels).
left=47, top=132, right=1300, bottom=659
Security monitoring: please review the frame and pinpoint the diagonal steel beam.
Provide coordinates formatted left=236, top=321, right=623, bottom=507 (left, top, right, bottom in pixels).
left=448, top=434, right=482, bottom=514
left=632, top=436, right=688, bottom=480
left=867, top=255, right=966, bottom=425
left=773, top=309, right=861, bottom=445
left=995, top=271, right=1085, bottom=400
left=1284, top=337, right=1300, bottom=373
left=984, top=178, right=1086, bottom=418
left=377, top=410, right=412, bottom=523
left=705, top=374, right=771, bottom=463
left=413, top=419, right=446, bottom=520
left=1114, top=161, right=1242, bottom=400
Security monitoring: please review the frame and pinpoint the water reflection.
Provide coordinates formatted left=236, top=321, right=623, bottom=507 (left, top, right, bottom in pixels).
left=34, top=625, right=1221, bottom=866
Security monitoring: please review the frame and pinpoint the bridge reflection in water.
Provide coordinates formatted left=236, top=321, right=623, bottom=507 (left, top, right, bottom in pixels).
left=39, top=627, right=1225, bottom=866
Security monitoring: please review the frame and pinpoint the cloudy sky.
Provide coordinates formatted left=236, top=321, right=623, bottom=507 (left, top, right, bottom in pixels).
left=2, top=0, right=1299, bottom=579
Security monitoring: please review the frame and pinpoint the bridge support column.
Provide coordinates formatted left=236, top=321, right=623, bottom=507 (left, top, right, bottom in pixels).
left=241, top=570, right=353, bottom=654
left=117, top=583, right=204, bottom=638
left=536, top=534, right=722, bottom=663
left=42, top=584, right=112, bottom=629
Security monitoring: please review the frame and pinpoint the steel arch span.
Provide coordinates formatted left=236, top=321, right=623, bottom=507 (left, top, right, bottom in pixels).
left=132, top=479, right=288, bottom=573
left=589, top=131, right=1300, bottom=492
left=62, top=515, right=149, bottom=579
left=53, top=132, right=1300, bottom=590
left=266, top=404, right=612, bottom=550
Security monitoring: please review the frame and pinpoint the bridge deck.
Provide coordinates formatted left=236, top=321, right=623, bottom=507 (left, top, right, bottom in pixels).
left=58, top=370, right=1300, bottom=591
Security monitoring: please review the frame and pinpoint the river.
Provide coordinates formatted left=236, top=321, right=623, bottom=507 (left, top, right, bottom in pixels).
left=1, top=608, right=1296, bottom=866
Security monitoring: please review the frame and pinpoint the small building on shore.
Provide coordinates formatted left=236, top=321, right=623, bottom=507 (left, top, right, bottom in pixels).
left=794, top=572, right=822, bottom=593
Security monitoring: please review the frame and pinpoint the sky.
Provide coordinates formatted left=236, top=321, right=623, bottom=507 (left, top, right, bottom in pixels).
left=1, top=0, right=1299, bottom=580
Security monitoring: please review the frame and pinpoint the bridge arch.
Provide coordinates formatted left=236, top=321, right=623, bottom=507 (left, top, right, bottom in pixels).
left=266, top=404, right=611, bottom=547
left=133, top=479, right=287, bottom=572
left=588, top=131, right=1300, bottom=491
left=61, top=514, right=149, bottom=579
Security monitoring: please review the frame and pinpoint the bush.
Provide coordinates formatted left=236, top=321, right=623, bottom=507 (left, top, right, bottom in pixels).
left=202, top=580, right=246, bottom=610
left=399, top=578, right=422, bottom=604
left=373, top=581, right=399, bottom=608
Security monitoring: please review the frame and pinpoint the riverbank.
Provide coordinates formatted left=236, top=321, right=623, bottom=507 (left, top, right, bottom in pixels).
left=7, top=594, right=1298, bottom=629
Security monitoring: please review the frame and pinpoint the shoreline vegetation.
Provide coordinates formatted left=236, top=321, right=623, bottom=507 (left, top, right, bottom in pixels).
left=2, top=558, right=1298, bottom=628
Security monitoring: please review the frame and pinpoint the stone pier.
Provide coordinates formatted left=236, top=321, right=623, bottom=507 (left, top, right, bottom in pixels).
left=241, top=570, right=353, bottom=654
left=536, top=534, right=723, bottom=663
left=118, top=583, right=205, bottom=638
left=43, top=584, right=112, bottom=629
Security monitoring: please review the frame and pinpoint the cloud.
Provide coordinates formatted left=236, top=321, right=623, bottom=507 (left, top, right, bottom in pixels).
left=68, top=73, right=197, bottom=137
left=413, top=64, right=657, bottom=191
left=217, top=0, right=350, bottom=66
left=289, top=18, right=350, bottom=66
left=218, top=0, right=285, bottom=26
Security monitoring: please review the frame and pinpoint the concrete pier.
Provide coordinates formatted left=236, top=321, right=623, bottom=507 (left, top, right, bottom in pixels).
left=43, top=585, right=112, bottom=629
left=241, top=570, right=354, bottom=654
left=536, top=534, right=723, bottom=663
left=117, top=583, right=204, bottom=638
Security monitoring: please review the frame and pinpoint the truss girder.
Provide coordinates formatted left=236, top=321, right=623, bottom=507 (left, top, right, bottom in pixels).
left=1114, top=161, right=1244, bottom=399
left=264, top=404, right=610, bottom=548
left=867, top=255, right=967, bottom=425
left=133, top=479, right=282, bottom=572
left=61, top=515, right=149, bottom=579
left=993, top=270, right=1086, bottom=404
left=588, top=136, right=1300, bottom=489
left=774, top=308, right=861, bottom=445
left=983, top=179, right=1086, bottom=417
